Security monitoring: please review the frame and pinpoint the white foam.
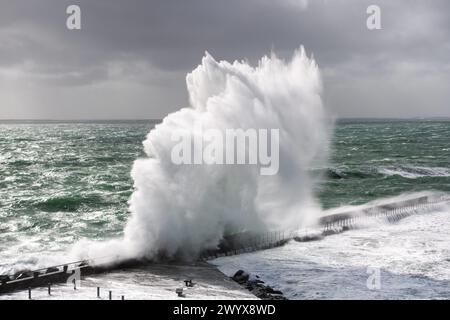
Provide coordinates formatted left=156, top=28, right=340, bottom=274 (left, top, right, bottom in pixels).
left=379, top=166, right=450, bottom=179
left=72, top=47, right=331, bottom=264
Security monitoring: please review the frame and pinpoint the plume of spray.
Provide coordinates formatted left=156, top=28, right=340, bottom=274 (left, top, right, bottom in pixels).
left=72, top=47, right=331, bottom=264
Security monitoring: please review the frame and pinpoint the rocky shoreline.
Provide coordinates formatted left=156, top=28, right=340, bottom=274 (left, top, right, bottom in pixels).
left=231, top=270, right=287, bottom=300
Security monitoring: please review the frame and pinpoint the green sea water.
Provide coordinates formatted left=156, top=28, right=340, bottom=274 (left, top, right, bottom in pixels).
left=320, top=119, right=450, bottom=208
left=0, top=120, right=449, bottom=272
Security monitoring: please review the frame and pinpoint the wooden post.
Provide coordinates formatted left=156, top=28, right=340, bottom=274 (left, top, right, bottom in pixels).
left=97, top=287, right=100, bottom=298
left=121, top=295, right=125, bottom=300
left=48, top=283, right=51, bottom=296
left=109, top=290, right=112, bottom=300
left=28, top=287, right=31, bottom=300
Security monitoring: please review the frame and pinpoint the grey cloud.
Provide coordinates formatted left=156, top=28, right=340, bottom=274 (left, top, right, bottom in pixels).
left=0, top=0, right=449, bottom=119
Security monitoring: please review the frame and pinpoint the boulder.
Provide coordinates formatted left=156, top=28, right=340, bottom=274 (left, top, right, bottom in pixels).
left=232, top=270, right=250, bottom=284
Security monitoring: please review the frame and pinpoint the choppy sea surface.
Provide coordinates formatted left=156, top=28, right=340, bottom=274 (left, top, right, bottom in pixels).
left=1, top=119, right=449, bottom=298
left=213, top=205, right=450, bottom=299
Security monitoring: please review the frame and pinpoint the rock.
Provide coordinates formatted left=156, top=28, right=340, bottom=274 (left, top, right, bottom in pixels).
left=245, top=284, right=254, bottom=290
left=232, top=270, right=249, bottom=284
left=271, top=295, right=288, bottom=300
left=231, top=269, right=287, bottom=300
left=265, top=286, right=275, bottom=293
left=271, top=290, right=283, bottom=295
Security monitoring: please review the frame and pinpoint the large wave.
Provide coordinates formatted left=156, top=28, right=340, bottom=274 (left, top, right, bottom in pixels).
left=73, top=47, right=331, bottom=264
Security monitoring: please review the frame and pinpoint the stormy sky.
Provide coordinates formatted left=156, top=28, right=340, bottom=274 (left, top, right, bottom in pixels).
left=0, top=0, right=449, bottom=119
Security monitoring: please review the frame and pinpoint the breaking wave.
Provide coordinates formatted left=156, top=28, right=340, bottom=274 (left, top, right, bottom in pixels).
left=378, top=166, right=450, bottom=179
left=72, top=47, right=331, bottom=264
left=324, top=165, right=450, bottom=180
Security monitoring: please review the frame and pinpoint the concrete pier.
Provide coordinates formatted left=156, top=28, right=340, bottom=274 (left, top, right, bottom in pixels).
left=1, top=262, right=256, bottom=300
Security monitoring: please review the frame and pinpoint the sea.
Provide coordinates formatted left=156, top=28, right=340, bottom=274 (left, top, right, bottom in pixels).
left=1, top=119, right=449, bottom=299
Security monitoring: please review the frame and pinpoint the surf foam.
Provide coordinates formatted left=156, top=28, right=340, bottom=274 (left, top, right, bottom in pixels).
left=72, top=47, right=331, bottom=264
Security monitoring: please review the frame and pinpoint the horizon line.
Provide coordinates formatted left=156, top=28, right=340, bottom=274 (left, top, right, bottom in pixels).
left=1, top=116, right=450, bottom=122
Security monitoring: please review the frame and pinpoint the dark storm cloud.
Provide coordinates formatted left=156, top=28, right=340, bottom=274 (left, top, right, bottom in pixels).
left=0, top=0, right=449, bottom=118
